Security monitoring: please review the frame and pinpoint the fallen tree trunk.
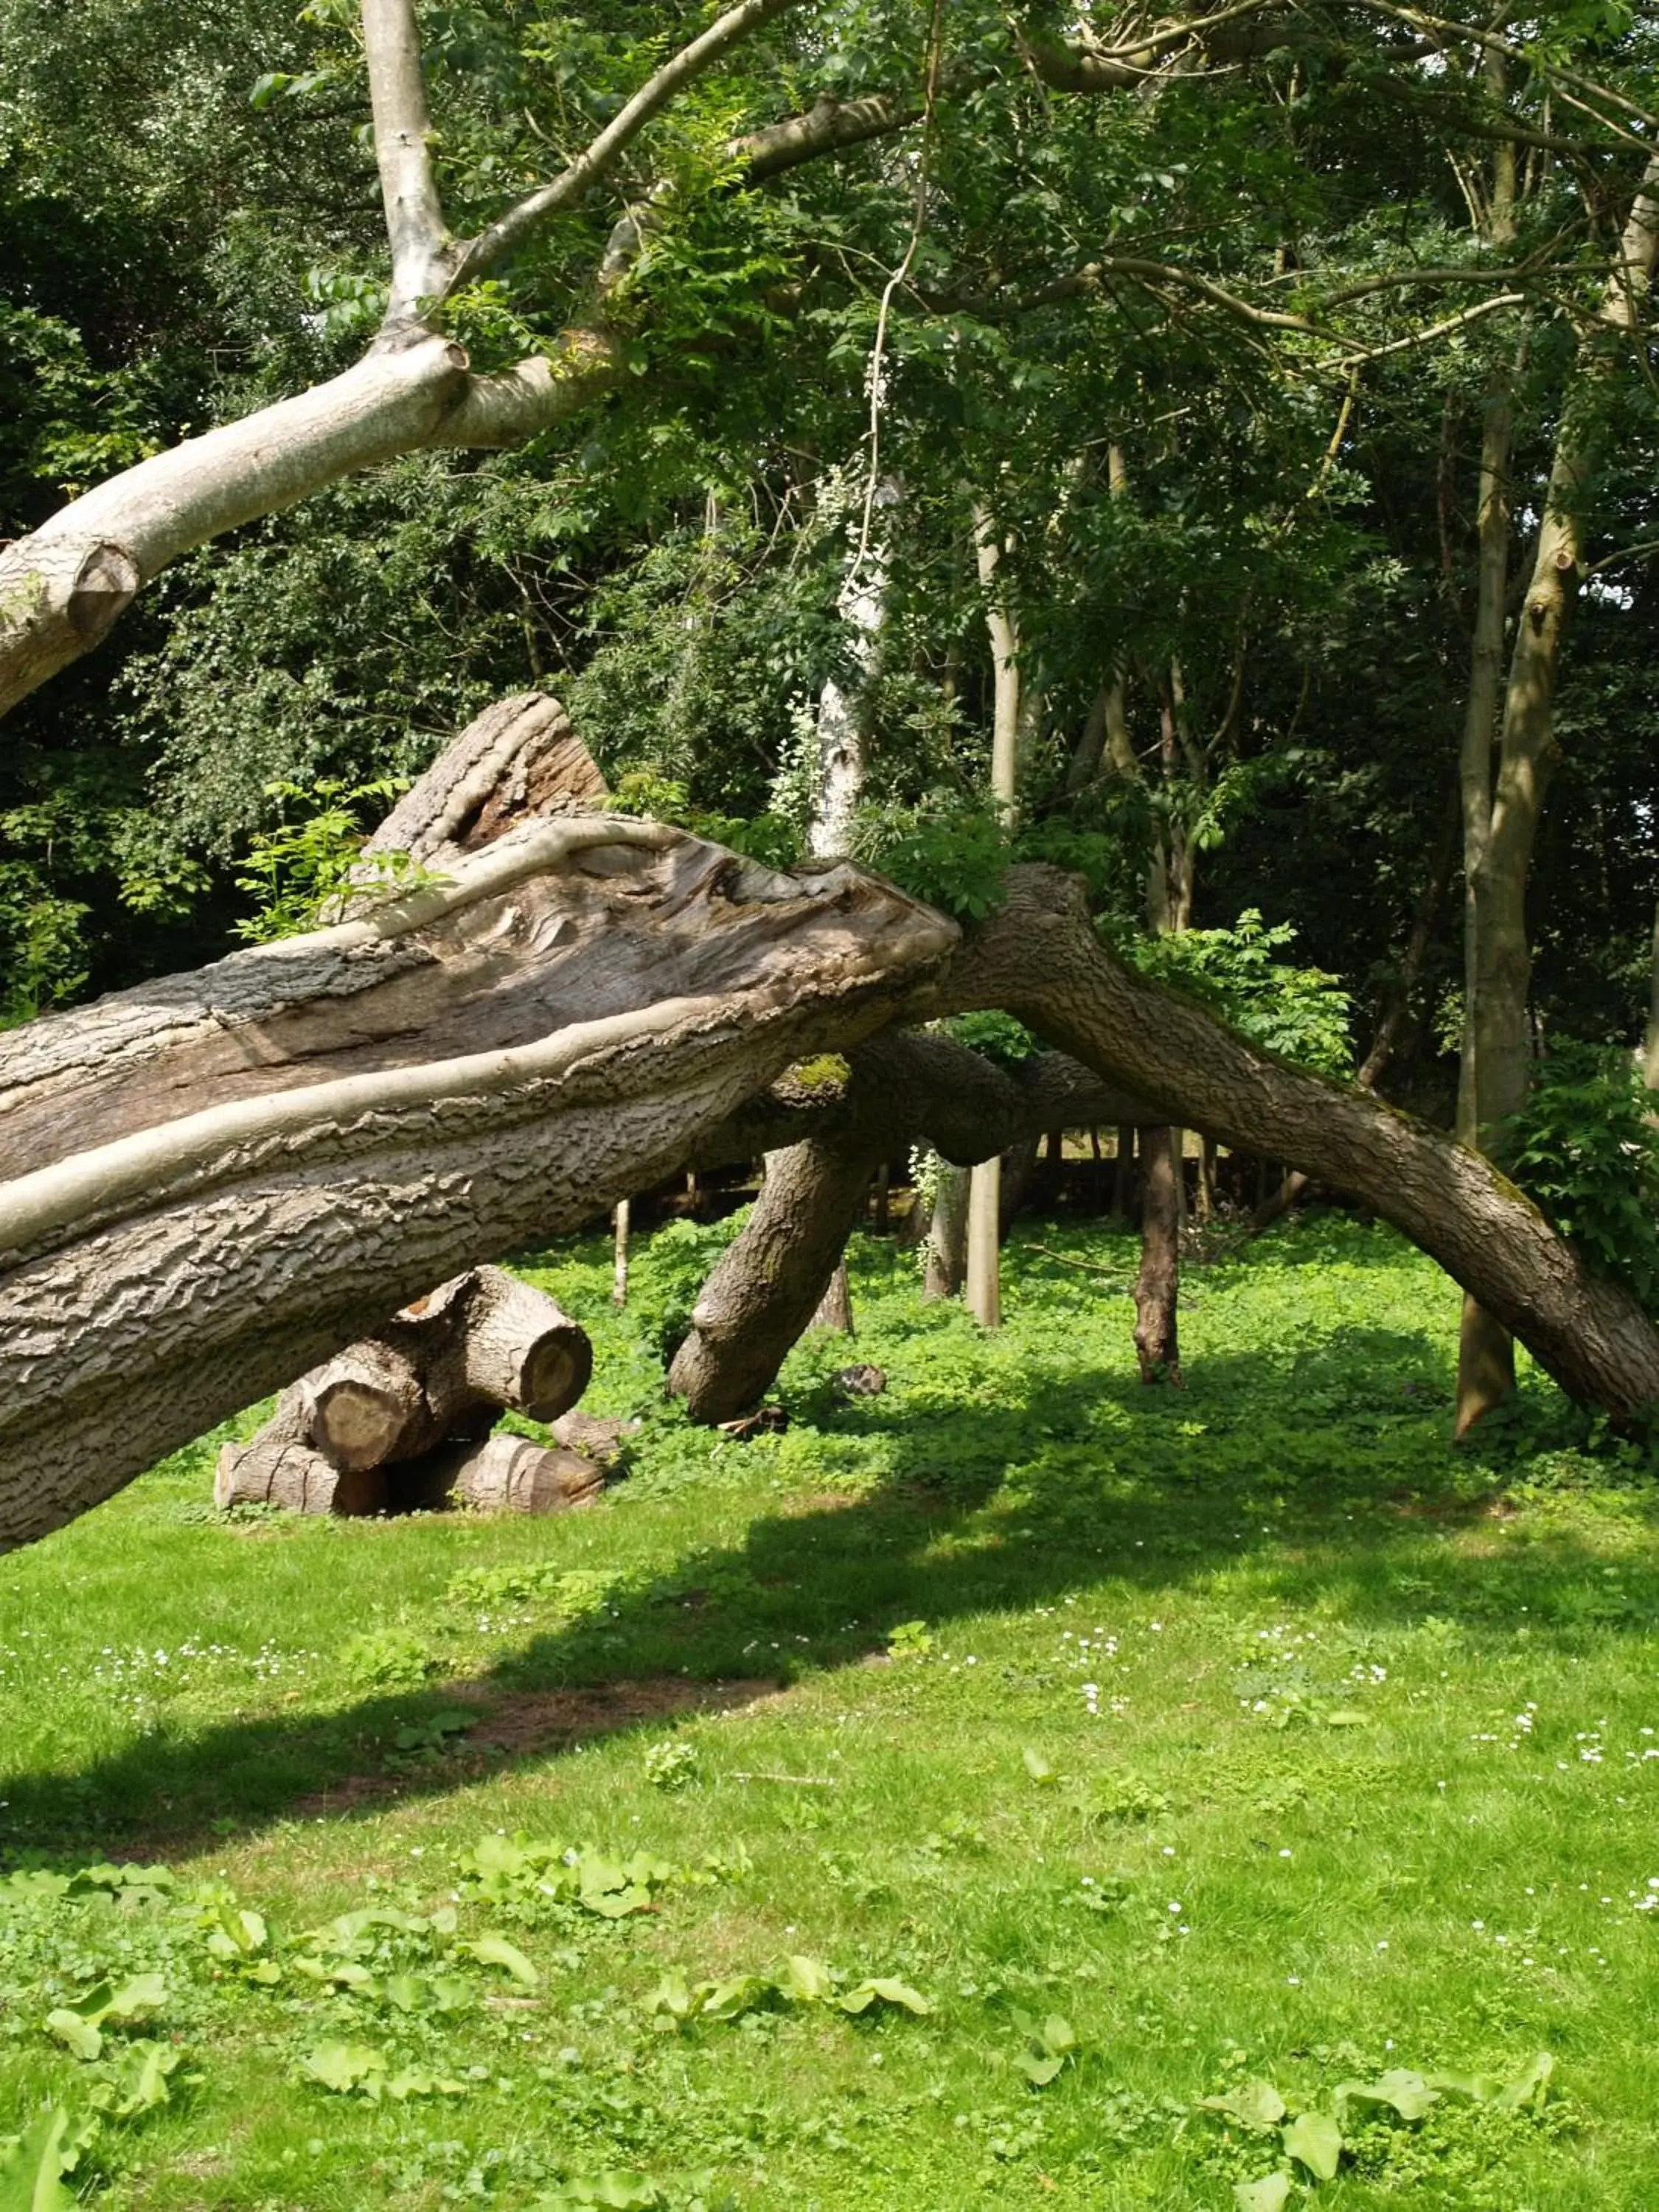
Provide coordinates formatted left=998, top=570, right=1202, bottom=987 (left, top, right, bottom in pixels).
left=0, top=799, right=955, bottom=1548
left=8, top=787, right=1659, bottom=1548
left=667, top=1032, right=1161, bottom=1421
left=950, top=867, right=1659, bottom=1420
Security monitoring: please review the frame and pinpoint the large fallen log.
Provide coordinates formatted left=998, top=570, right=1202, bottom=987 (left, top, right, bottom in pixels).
left=0, top=799, right=956, bottom=1548
left=7, top=708, right=1659, bottom=1552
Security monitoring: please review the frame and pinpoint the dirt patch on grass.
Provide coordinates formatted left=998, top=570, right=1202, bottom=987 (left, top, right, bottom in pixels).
left=291, top=1675, right=776, bottom=1818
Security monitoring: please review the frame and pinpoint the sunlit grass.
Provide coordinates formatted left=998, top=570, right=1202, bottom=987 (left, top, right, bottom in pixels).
left=3, top=1216, right=1658, bottom=2208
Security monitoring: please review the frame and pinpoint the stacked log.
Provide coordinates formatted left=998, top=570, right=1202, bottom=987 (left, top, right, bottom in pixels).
left=215, top=1265, right=602, bottom=1516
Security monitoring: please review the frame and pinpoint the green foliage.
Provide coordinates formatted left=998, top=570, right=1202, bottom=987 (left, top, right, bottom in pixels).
left=232, top=777, right=444, bottom=942
left=853, top=800, right=1010, bottom=922
left=943, top=1009, right=1038, bottom=1067
left=1131, top=911, right=1354, bottom=1076
left=1500, top=1044, right=1659, bottom=1310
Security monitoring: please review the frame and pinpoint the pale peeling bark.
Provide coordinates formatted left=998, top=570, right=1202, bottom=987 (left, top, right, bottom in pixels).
left=0, top=813, right=954, bottom=1548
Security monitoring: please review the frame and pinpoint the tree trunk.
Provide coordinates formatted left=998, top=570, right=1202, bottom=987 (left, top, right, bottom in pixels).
left=967, top=498, right=1023, bottom=1328
left=612, top=1199, right=632, bottom=1307
left=945, top=866, right=1659, bottom=1422
left=1133, top=1127, right=1183, bottom=1384
left=1455, top=147, right=1659, bottom=1434
left=966, top=1158, right=1004, bottom=1328
left=0, top=709, right=956, bottom=1549
left=669, top=1031, right=1159, bottom=1419
left=810, top=1259, right=856, bottom=1334
left=924, top=1162, right=970, bottom=1300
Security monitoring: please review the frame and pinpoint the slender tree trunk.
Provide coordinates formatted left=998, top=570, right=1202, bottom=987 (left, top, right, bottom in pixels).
left=967, top=498, right=1023, bottom=1326
left=1133, top=1127, right=1183, bottom=1383
left=612, top=1199, right=631, bottom=1307
left=924, top=1161, right=970, bottom=1300
left=1455, top=147, right=1659, bottom=1433
left=810, top=1259, right=856, bottom=1334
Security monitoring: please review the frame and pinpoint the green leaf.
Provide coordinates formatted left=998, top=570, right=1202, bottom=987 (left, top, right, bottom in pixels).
left=44, top=2010, right=102, bottom=2062
left=780, top=1954, right=837, bottom=2003
left=698, top=1975, right=772, bottom=2021
left=91, top=2039, right=179, bottom=2118
left=1234, top=2175, right=1293, bottom=2212
left=1284, top=2108, right=1343, bottom=2180
left=1490, top=2051, right=1554, bottom=2111
left=0, top=2107, right=74, bottom=2212
left=1015, top=2051, right=1066, bottom=2085
left=1336, top=2067, right=1439, bottom=2121
left=465, top=1935, right=540, bottom=1987
left=102, top=1972, right=167, bottom=2022
left=298, top=2041, right=386, bottom=2096
left=1203, top=2080, right=1287, bottom=2129
left=837, top=1977, right=932, bottom=2016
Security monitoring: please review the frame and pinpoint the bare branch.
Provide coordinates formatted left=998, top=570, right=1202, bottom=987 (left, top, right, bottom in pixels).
left=361, top=0, right=453, bottom=325
left=447, top=0, right=805, bottom=293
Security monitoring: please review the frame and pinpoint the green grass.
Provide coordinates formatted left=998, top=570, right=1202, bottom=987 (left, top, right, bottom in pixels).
left=4, top=1214, right=1659, bottom=2210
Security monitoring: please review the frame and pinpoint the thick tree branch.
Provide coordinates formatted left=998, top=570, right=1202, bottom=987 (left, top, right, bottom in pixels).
left=667, top=1032, right=1160, bottom=1419
left=942, top=868, right=1659, bottom=1420
left=361, top=0, right=453, bottom=325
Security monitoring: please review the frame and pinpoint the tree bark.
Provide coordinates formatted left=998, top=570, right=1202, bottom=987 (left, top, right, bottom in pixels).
left=1133, top=1127, right=1183, bottom=1384
left=923, top=1161, right=970, bottom=1300
left=967, top=499, right=1023, bottom=1327
left=668, top=1031, right=1159, bottom=1420
left=947, top=866, right=1659, bottom=1422
left=1455, top=147, right=1659, bottom=1433
left=0, top=765, right=955, bottom=1549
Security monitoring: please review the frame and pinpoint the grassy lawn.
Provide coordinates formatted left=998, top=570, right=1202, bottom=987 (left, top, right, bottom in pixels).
left=4, top=1214, right=1658, bottom=2210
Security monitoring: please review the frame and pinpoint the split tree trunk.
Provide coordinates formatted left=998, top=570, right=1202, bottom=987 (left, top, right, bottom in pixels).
left=0, top=712, right=956, bottom=1549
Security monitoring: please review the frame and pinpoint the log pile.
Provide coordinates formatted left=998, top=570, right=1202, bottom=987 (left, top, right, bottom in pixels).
left=215, top=1265, right=604, bottom=1516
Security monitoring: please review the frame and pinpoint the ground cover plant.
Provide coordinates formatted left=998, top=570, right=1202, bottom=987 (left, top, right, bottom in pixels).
left=3, top=1215, right=1659, bottom=2209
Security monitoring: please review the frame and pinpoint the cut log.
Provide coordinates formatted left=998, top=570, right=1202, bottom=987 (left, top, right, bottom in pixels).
left=552, top=1410, right=639, bottom=1466
left=214, top=1402, right=390, bottom=1515
left=217, top=1265, right=594, bottom=1512
left=418, top=1433, right=608, bottom=1514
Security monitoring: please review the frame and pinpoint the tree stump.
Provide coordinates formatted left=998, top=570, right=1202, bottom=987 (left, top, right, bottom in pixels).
left=215, top=1265, right=595, bottom=1515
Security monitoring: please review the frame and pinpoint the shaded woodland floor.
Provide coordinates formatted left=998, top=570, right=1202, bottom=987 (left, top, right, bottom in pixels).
left=2, top=1216, right=1658, bottom=2208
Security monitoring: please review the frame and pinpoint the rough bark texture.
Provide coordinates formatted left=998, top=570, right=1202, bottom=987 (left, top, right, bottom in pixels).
left=212, top=1265, right=591, bottom=1510
left=948, top=867, right=1659, bottom=1419
left=667, top=1031, right=1159, bottom=1420
left=923, top=1162, right=970, bottom=1301
left=1133, top=1127, right=1183, bottom=1384
left=0, top=776, right=955, bottom=1548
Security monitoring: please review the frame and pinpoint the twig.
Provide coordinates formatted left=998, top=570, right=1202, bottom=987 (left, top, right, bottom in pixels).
left=1024, top=1246, right=1130, bottom=1285
left=730, top=1770, right=837, bottom=1787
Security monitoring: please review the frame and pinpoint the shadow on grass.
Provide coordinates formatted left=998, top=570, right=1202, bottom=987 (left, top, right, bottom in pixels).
left=4, top=1323, right=1657, bottom=1856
